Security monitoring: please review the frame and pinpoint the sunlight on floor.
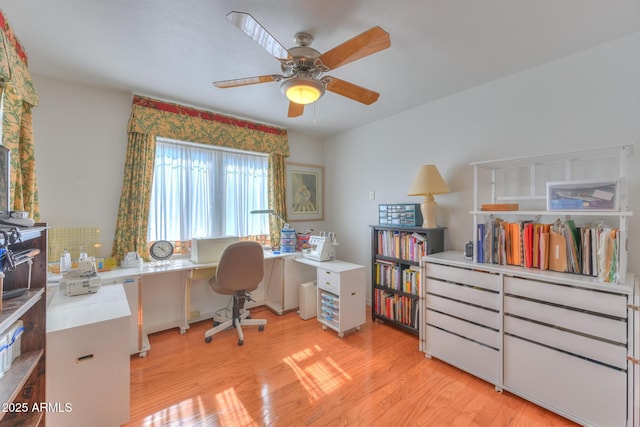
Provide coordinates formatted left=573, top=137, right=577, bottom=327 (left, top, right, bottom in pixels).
left=215, top=387, right=259, bottom=427
left=282, top=344, right=353, bottom=401
left=139, top=389, right=260, bottom=427
left=140, top=395, right=217, bottom=426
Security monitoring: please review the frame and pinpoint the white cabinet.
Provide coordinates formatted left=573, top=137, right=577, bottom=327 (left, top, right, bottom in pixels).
left=422, top=263, right=501, bottom=385
left=314, top=261, right=365, bottom=337
left=46, top=284, right=131, bottom=427
left=421, top=252, right=638, bottom=427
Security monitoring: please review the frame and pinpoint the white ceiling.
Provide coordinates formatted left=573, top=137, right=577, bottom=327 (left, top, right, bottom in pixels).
left=2, top=1, right=639, bottom=138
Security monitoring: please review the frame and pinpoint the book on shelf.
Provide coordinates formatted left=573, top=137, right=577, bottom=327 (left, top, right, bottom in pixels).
left=375, top=262, right=421, bottom=295
left=374, top=288, right=419, bottom=328
left=476, top=218, right=620, bottom=283
left=376, top=229, right=427, bottom=262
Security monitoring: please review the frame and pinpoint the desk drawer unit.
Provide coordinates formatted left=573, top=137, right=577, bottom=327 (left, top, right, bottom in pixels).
left=423, top=263, right=501, bottom=384
left=316, top=266, right=365, bottom=337
left=503, top=276, right=628, bottom=427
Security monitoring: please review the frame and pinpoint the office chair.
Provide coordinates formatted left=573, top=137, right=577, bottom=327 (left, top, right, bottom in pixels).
left=204, top=240, right=266, bottom=345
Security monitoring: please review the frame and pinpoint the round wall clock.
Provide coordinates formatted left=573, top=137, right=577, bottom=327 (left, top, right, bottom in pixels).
left=149, top=240, right=174, bottom=261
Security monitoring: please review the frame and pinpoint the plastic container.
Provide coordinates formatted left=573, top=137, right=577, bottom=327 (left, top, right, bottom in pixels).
left=60, top=249, right=71, bottom=273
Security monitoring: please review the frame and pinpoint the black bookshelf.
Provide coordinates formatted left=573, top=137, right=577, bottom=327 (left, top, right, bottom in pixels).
left=370, top=225, right=444, bottom=335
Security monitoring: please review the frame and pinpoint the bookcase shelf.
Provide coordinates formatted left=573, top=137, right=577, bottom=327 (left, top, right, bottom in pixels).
left=0, top=225, right=47, bottom=426
left=370, top=225, right=444, bottom=335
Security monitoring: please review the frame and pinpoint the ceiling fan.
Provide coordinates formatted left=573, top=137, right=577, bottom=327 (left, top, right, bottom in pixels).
left=213, top=11, right=391, bottom=118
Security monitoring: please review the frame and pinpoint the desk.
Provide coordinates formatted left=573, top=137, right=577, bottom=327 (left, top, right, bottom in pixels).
left=50, top=251, right=315, bottom=357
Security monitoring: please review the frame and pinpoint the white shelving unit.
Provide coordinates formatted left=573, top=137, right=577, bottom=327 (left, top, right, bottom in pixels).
left=470, top=144, right=632, bottom=283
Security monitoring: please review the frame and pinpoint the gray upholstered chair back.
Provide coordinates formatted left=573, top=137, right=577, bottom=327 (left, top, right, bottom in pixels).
left=209, top=240, right=264, bottom=295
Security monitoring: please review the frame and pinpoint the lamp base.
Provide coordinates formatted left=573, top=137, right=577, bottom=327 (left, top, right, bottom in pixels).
left=420, top=194, right=438, bottom=228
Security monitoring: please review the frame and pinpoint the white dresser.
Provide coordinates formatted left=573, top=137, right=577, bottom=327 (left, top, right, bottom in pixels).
left=421, top=251, right=638, bottom=427
left=46, top=284, right=131, bottom=427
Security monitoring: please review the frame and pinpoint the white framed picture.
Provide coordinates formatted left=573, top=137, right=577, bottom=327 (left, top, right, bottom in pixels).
left=286, top=163, right=324, bottom=221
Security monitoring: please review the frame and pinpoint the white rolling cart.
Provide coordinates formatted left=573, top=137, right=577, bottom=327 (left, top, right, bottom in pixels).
left=295, top=258, right=365, bottom=337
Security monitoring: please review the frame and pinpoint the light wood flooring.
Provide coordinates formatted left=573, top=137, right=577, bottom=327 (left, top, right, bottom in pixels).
left=122, top=307, right=578, bottom=427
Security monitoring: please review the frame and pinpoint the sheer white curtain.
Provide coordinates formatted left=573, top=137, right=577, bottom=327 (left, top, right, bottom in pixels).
left=148, top=139, right=269, bottom=241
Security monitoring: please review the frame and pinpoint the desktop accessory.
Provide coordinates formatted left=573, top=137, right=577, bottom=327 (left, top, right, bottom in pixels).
left=149, top=240, right=174, bottom=261
left=213, top=11, right=391, bottom=118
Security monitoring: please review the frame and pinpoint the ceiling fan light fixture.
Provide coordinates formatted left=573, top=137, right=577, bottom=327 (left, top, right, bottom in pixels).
left=281, top=77, right=325, bottom=105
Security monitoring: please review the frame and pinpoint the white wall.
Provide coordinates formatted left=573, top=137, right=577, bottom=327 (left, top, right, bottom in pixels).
left=32, top=78, right=131, bottom=256
left=324, top=33, right=640, bottom=301
left=30, top=77, right=326, bottom=257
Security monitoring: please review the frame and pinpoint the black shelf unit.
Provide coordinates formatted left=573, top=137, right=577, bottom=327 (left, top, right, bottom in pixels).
left=370, top=225, right=444, bottom=335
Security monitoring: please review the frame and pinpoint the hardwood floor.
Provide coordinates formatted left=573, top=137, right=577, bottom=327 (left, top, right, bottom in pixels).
left=122, top=307, right=578, bottom=427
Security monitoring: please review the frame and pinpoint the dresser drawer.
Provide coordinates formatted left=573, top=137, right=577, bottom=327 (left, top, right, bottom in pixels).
left=504, top=335, right=627, bottom=427
left=317, top=268, right=340, bottom=293
left=504, top=315, right=627, bottom=369
left=427, top=293, right=500, bottom=330
left=426, top=325, right=499, bottom=385
left=504, top=295, right=627, bottom=344
left=426, top=310, right=500, bottom=349
left=425, top=263, right=500, bottom=292
left=426, top=278, right=499, bottom=311
left=504, top=276, right=627, bottom=318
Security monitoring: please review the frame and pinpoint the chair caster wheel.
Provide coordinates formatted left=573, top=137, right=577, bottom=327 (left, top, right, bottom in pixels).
left=238, top=339, right=244, bottom=346
left=205, top=336, right=212, bottom=343
left=258, top=325, right=264, bottom=332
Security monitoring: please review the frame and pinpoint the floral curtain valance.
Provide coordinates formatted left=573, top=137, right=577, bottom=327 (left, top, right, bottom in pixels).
left=128, top=95, right=289, bottom=156
left=0, top=11, right=38, bottom=106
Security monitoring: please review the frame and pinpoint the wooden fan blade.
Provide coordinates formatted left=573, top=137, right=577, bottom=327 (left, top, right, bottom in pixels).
left=226, top=11, right=293, bottom=62
left=213, top=75, right=281, bottom=88
left=288, top=102, right=304, bottom=118
left=324, top=77, right=380, bottom=105
left=317, top=26, right=390, bottom=70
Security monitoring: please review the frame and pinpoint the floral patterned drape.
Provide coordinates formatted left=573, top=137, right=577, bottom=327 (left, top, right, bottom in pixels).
left=0, top=11, right=40, bottom=219
left=112, top=95, right=289, bottom=261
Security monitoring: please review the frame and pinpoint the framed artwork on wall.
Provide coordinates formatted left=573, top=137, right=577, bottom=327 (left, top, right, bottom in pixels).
left=286, top=163, right=324, bottom=221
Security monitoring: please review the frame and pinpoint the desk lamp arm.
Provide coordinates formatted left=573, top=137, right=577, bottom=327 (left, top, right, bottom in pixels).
left=250, top=209, right=289, bottom=228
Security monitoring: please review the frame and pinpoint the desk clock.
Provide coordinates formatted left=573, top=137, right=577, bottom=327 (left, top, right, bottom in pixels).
left=149, top=240, right=174, bottom=261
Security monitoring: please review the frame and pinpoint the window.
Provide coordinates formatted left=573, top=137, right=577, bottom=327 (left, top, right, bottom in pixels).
left=148, top=138, right=270, bottom=244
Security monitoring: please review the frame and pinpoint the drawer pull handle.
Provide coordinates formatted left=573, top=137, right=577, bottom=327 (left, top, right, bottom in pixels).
left=77, top=354, right=95, bottom=363
left=628, top=356, right=639, bottom=365
left=628, top=304, right=640, bottom=311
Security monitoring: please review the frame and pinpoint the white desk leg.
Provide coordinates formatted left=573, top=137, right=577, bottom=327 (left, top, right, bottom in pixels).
left=138, top=277, right=150, bottom=357
left=180, top=270, right=189, bottom=334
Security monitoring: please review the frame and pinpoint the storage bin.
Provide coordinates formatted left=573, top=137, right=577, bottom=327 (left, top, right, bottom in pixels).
left=298, top=281, right=317, bottom=320
left=4, top=320, right=24, bottom=371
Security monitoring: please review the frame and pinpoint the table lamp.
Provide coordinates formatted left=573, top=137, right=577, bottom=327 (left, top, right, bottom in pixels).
left=407, top=165, right=449, bottom=228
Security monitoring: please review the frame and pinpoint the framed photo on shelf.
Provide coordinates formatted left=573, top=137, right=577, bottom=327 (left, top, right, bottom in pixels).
left=286, top=163, right=324, bottom=221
